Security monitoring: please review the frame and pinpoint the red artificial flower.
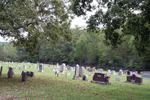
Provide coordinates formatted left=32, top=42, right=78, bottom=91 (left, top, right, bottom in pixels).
left=108, top=76, right=110, bottom=78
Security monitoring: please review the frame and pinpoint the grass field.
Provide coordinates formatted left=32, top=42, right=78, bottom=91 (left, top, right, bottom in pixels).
left=0, top=62, right=150, bottom=100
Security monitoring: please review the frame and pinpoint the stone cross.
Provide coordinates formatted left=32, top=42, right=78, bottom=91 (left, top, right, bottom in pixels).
left=72, top=64, right=80, bottom=80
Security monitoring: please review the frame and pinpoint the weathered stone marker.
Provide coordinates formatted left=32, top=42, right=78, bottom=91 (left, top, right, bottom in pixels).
left=125, top=74, right=144, bottom=85
left=82, top=75, right=88, bottom=81
left=79, top=66, right=85, bottom=77
left=110, top=70, right=116, bottom=75
left=61, top=63, right=66, bottom=75
left=39, top=64, right=44, bottom=72
left=72, top=64, right=80, bottom=80
left=115, top=77, right=122, bottom=81
left=141, top=71, right=150, bottom=80
left=91, top=73, right=111, bottom=85
left=21, top=71, right=27, bottom=82
left=98, top=68, right=103, bottom=73
left=118, top=71, right=123, bottom=76
left=6, top=67, right=14, bottom=78
left=0, top=66, right=2, bottom=77
left=23, top=65, right=26, bottom=70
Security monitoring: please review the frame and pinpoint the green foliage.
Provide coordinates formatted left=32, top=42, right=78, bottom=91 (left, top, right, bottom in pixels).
left=71, top=0, right=150, bottom=58
left=0, top=0, right=72, bottom=56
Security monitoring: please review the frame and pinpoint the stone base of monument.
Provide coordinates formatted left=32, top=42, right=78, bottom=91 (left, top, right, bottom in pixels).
left=91, top=80, right=111, bottom=85
left=72, top=75, right=79, bottom=80
left=125, top=75, right=144, bottom=85
left=26, top=71, right=35, bottom=77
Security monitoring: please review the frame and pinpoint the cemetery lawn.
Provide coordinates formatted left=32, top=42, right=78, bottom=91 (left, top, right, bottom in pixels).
left=0, top=63, right=150, bottom=100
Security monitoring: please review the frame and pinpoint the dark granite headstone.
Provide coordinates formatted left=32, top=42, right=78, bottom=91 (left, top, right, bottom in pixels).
left=21, top=71, right=27, bottom=82
left=0, top=66, right=2, bottom=77
left=6, top=67, right=14, bottom=78
left=125, top=74, right=144, bottom=85
left=91, top=73, right=111, bottom=85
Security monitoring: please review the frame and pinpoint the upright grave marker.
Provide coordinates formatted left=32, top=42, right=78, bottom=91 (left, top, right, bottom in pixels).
left=118, top=71, right=123, bottom=76
left=141, top=71, right=150, bottom=80
left=125, top=74, right=144, bottom=85
left=98, top=68, right=103, bottom=73
left=91, top=73, right=111, bottom=85
left=72, top=64, right=80, bottom=80
left=0, top=66, right=2, bottom=77
left=6, top=67, right=14, bottom=78
left=110, top=70, right=116, bottom=75
left=82, top=75, right=88, bottom=81
left=21, top=71, right=27, bottom=82
left=79, top=66, right=85, bottom=77
left=23, top=65, right=26, bottom=70
left=39, top=64, right=44, bottom=72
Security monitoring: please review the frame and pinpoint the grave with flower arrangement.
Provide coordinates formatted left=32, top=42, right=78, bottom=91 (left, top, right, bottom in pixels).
left=125, top=74, right=143, bottom=85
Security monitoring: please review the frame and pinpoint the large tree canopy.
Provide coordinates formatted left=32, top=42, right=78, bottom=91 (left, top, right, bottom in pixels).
left=0, top=0, right=72, bottom=56
left=71, top=0, right=150, bottom=57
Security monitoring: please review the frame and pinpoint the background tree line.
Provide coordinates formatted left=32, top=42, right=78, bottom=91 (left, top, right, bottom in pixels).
left=0, top=26, right=149, bottom=70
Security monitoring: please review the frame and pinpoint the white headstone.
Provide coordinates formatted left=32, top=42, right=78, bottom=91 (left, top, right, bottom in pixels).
left=118, top=71, right=123, bottom=76
left=98, top=68, right=103, bottom=73
left=108, top=69, right=111, bottom=73
left=72, top=64, right=80, bottom=79
left=23, top=65, right=26, bottom=70
left=110, top=70, right=116, bottom=75
left=141, top=71, right=150, bottom=80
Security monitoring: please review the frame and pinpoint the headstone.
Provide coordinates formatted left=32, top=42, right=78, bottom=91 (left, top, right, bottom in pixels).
left=123, top=70, right=128, bottom=74
left=6, top=67, right=14, bottom=78
left=91, top=73, right=111, bottom=85
left=21, top=71, right=27, bottom=82
left=72, top=64, right=80, bottom=80
left=57, top=63, right=59, bottom=69
left=0, top=66, right=2, bottom=77
left=79, top=66, right=85, bottom=77
left=23, top=65, right=26, bottom=70
left=65, top=73, right=68, bottom=78
left=98, top=68, right=103, bottom=73
left=82, top=75, right=88, bottom=81
left=125, top=74, right=144, bottom=85
left=30, top=72, right=35, bottom=77
left=115, top=77, right=122, bottom=81
left=127, top=71, right=132, bottom=76
left=141, top=71, right=150, bottom=80
left=108, top=70, right=111, bottom=73
left=61, top=63, right=66, bottom=74
left=118, top=71, right=123, bottom=76
left=110, top=70, right=116, bottom=75
left=39, top=64, right=44, bottom=72
left=34, top=65, right=36, bottom=69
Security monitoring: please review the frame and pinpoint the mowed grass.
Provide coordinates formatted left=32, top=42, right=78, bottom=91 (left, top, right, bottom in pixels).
left=0, top=63, right=150, bottom=100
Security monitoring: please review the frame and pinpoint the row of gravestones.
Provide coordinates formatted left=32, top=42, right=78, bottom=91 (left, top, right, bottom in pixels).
left=1, top=64, right=150, bottom=85
left=72, top=65, right=150, bottom=85
left=98, top=68, right=134, bottom=76
left=0, top=66, right=34, bottom=82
